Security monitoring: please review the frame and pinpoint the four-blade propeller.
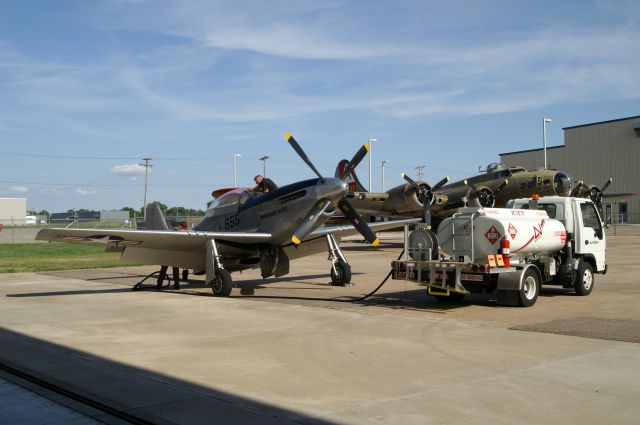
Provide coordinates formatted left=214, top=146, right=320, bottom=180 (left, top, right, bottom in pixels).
left=285, top=133, right=379, bottom=246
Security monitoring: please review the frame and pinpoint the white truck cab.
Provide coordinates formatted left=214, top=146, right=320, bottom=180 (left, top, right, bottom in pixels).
left=508, top=196, right=606, bottom=273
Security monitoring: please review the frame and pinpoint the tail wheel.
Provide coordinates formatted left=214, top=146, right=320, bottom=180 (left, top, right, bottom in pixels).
left=211, top=269, right=233, bottom=297
left=574, top=261, right=594, bottom=296
left=331, top=261, right=352, bottom=285
left=519, top=268, right=540, bottom=307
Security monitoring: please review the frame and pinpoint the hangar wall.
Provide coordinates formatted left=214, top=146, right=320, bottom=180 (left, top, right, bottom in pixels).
left=0, top=198, right=27, bottom=226
left=500, top=115, right=640, bottom=223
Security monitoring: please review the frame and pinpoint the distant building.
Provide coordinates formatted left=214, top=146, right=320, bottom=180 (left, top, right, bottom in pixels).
left=500, top=115, right=640, bottom=223
left=0, top=198, right=27, bottom=225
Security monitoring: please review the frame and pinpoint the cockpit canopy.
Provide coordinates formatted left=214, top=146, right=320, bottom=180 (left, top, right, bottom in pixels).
left=205, top=189, right=257, bottom=217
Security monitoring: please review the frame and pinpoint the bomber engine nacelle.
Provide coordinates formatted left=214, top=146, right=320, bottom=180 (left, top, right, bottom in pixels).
left=384, top=181, right=434, bottom=212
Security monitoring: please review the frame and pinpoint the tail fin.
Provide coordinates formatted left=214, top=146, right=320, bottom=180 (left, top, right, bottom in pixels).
left=145, top=202, right=169, bottom=230
left=335, top=159, right=368, bottom=192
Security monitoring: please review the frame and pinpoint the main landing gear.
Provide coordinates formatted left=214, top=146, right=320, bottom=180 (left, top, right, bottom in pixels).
left=326, top=234, right=352, bottom=286
left=205, top=239, right=233, bottom=296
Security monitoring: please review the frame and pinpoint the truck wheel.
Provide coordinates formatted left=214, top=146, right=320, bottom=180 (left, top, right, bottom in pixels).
left=574, top=261, right=594, bottom=296
left=519, top=268, right=540, bottom=307
left=433, top=292, right=466, bottom=302
left=211, top=269, right=233, bottom=297
left=331, top=261, right=352, bottom=285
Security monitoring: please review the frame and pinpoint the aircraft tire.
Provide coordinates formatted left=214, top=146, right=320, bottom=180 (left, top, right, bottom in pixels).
left=519, top=267, right=540, bottom=307
left=211, top=269, right=233, bottom=297
left=573, top=261, right=594, bottom=296
left=331, top=261, right=352, bottom=285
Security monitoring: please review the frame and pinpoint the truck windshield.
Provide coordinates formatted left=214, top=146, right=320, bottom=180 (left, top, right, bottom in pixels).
left=520, top=203, right=557, bottom=219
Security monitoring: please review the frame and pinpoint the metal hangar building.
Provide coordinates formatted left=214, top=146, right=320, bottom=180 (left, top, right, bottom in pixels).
left=500, top=115, right=640, bottom=224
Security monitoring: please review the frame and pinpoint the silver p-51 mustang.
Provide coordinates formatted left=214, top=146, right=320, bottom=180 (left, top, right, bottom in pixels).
left=36, top=133, right=417, bottom=296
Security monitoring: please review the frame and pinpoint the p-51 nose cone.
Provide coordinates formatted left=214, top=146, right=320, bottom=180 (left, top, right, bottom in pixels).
left=316, top=178, right=348, bottom=202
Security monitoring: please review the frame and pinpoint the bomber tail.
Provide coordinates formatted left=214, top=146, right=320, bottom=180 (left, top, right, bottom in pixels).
left=335, top=159, right=368, bottom=192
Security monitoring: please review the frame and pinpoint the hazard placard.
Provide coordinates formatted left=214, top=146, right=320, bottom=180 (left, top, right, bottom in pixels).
left=485, top=226, right=502, bottom=245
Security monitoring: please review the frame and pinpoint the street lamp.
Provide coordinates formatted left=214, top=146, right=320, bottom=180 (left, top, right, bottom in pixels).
left=368, top=138, right=377, bottom=192
left=233, top=154, right=242, bottom=187
left=259, top=155, right=270, bottom=177
left=140, top=158, right=152, bottom=220
left=543, top=118, right=552, bottom=170
left=381, top=160, right=388, bottom=192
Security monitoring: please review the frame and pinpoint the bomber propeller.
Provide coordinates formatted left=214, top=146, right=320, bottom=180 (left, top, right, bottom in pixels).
left=464, top=179, right=508, bottom=208
left=401, top=172, right=450, bottom=224
left=285, top=132, right=379, bottom=246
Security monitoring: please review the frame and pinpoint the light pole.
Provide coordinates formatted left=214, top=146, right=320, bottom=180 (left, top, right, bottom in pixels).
left=543, top=118, right=552, bottom=170
left=415, top=165, right=426, bottom=180
left=140, top=158, right=152, bottom=220
left=259, top=155, right=270, bottom=177
left=381, top=160, right=388, bottom=192
left=368, top=138, right=377, bottom=191
left=233, top=154, right=242, bottom=186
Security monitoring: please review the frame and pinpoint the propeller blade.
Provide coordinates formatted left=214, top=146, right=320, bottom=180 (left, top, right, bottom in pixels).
left=494, top=179, right=509, bottom=194
left=431, top=176, right=449, bottom=192
left=401, top=172, right=419, bottom=188
left=601, top=178, right=613, bottom=193
left=291, top=198, right=332, bottom=245
left=340, top=144, right=369, bottom=180
left=465, top=180, right=482, bottom=198
left=570, top=180, right=584, bottom=197
left=337, top=199, right=379, bottom=246
left=285, top=132, right=323, bottom=179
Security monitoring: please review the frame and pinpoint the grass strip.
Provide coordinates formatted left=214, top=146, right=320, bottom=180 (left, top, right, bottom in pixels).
left=0, top=243, right=140, bottom=273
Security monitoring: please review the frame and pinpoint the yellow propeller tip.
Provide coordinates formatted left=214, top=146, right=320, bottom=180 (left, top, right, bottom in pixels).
left=285, top=131, right=292, bottom=141
left=364, top=143, right=370, bottom=152
left=291, top=235, right=301, bottom=245
left=371, top=238, right=380, bottom=247
left=464, top=179, right=468, bottom=185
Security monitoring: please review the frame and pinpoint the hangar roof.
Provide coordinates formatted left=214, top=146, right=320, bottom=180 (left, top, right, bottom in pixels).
left=562, top=115, right=640, bottom=130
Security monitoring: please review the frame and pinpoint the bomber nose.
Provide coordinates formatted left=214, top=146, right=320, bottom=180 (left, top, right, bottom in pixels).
left=317, top=177, right=348, bottom=201
left=554, top=172, right=572, bottom=196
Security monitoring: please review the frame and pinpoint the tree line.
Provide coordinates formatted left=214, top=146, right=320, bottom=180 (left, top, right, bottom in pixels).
left=28, top=202, right=205, bottom=219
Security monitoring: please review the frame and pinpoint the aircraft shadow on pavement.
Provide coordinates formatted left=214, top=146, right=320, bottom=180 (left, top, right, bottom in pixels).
left=0, top=327, right=340, bottom=425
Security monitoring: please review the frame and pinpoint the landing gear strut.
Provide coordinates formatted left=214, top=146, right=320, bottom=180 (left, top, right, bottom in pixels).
left=205, top=239, right=233, bottom=296
left=326, top=234, right=352, bottom=286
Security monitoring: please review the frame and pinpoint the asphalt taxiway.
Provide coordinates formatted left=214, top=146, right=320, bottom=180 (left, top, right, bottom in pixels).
left=1, top=229, right=639, bottom=424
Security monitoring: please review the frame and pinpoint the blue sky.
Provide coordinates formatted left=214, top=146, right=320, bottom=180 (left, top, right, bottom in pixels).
left=1, top=0, right=639, bottom=212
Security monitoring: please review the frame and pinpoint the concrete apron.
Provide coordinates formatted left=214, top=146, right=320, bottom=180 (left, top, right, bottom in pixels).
left=1, top=271, right=640, bottom=425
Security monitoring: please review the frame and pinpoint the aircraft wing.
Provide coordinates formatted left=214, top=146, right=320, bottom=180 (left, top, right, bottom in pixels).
left=35, top=228, right=273, bottom=251
left=303, top=218, right=421, bottom=242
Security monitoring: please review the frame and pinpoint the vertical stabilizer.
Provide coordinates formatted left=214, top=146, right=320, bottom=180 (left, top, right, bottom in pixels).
left=335, top=159, right=368, bottom=192
left=145, top=202, right=169, bottom=230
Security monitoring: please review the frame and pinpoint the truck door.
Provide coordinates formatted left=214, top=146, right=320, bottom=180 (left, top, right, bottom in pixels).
left=577, top=201, right=606, bottom=271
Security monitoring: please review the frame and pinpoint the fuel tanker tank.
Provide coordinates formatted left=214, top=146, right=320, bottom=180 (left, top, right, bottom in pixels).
left=437, top=207, right=567, bottom=262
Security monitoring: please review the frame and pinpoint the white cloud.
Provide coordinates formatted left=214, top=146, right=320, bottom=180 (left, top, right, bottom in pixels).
left=76, top=188, right=99, bottom=196
left=9, top=185, right=29, bottom=193
left=110, top=163, right=147, bottom=174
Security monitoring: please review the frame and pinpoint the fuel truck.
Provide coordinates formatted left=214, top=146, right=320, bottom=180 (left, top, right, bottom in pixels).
left=391, top=196, right=607, bottom=306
